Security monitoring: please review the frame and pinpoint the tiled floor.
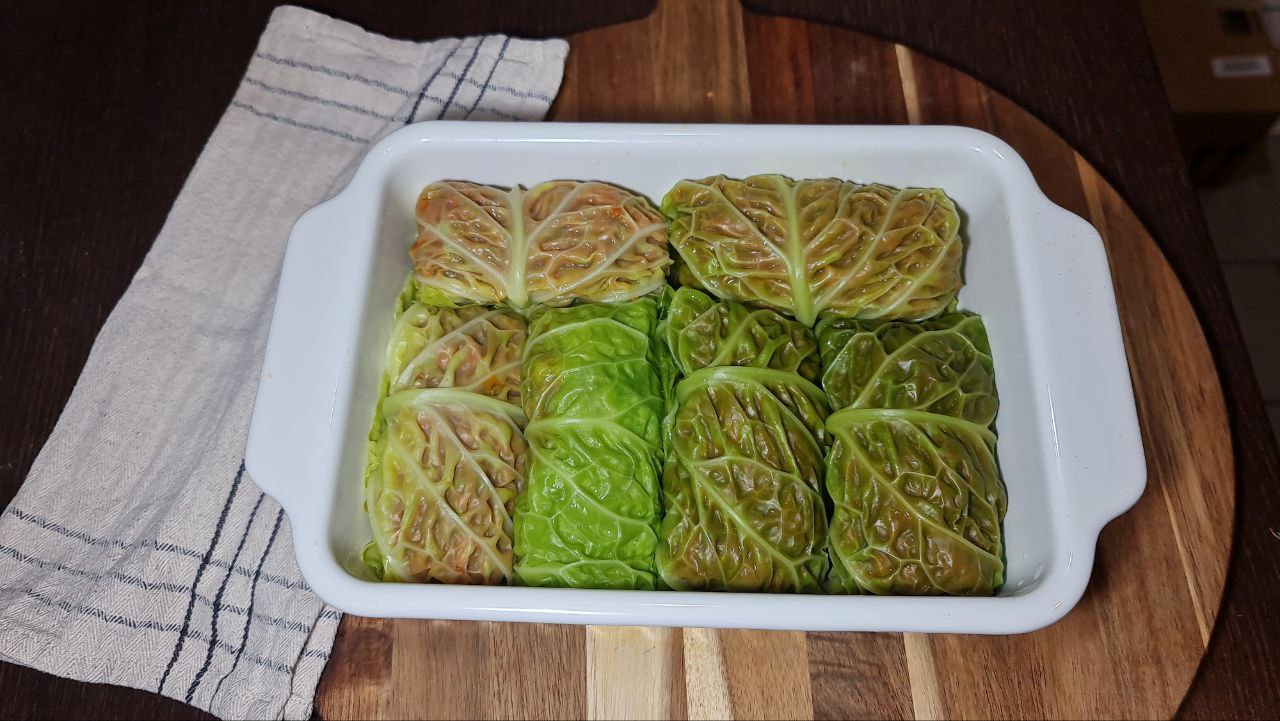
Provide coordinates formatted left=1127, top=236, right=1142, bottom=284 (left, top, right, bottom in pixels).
left=1198, top=132, right=1280, bottom=449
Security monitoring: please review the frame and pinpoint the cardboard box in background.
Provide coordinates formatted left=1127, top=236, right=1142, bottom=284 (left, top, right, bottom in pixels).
left=1142, top=0, right=1280, bottom=184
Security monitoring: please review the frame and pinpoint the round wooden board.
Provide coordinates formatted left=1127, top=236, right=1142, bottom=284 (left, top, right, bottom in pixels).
left=314, top=2, right=1235, bottom=718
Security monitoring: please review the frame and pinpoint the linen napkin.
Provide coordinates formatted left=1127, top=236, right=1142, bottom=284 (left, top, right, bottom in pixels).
left=0, top=7, right=567, bottom=719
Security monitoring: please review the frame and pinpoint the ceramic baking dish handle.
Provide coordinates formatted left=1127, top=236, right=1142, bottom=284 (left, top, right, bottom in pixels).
left=1028, top=197, right=1148, bottom=534
left=246, top=195, right=361, bottom=514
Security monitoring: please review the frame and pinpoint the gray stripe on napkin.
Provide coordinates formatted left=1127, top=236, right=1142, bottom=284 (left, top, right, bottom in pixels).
left=0, top=6, right=567, bottom=720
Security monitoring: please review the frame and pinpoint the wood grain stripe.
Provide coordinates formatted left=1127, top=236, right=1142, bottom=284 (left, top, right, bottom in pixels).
left=719, top=631, right=814, bottom=720
left=1159, top=476, right=1212, bottom=647
left=654, top=0, right=753, bottom=122
left=487, top=623, right=587, bottom=720
left=894, top=45, right=921, bottom=125
left=588, top=626, right=685, bottom=720
left=684, top=628, right=733, bottom=720
left=316, top=617, right=393, bottom=719
left=806, top=633, right=913, bottom=721
left=902, top=634, right=943, bottom=721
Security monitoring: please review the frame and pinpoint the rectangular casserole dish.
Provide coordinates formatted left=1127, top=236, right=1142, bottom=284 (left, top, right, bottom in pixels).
left=245, top=122, right=1146, bottom=633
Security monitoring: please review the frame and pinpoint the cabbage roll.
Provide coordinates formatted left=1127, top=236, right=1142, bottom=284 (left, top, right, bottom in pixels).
left=824, top=408, right=1006, bottom=595
left=659, top=367, right=830, bottom=592
left=365, top=389, right=527, bottom=584
left=663, top=175, right=963, bottom=325
left=386, top=302, right=526, bottom=403
left=665, top=286, right=820, bottom=381
left=658, top=289, right=829, bottom=592
left=816, top=313, right=996, bottom=423
left=411, top=180, right=670, bottom=310
left=817, top=313, right=1007, bottom=595
left=515, top=299, right=667, bottom=589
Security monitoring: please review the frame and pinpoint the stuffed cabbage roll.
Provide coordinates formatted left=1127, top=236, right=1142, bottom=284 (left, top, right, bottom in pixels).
left=365, top=389, right=527, bottom=584
left=386, top=302, right=526, bottom=403
left=658, top=367, right=830, bottom=592
left=816, top=312, right=996, bottom=423
left=515, top=299, right=667, bottom=589
left=665, top=287, right=820, bottom=381
left=411, top=180, right=670, bottom=310
left=824, top=408, right=1006, bottom=595
left=818, top=312, right=1006, bottom=595
left=663, top=175, right=963, bottom=325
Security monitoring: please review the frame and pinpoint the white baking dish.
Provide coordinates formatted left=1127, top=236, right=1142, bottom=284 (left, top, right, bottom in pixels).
left=245, top=122, right=1146, bottom=633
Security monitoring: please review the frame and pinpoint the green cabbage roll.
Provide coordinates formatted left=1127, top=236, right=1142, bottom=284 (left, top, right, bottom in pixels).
left=824, top=408, right=1006, bottom=595
left=816, top=313, right=997, bottom=423
left=658, top=290, right=829, bottom=592
left=663, top=175, right=963, bottom=325
left=665, top=286, right=820, bottom=381
left=515, top=299, right=667, bottom=589
left=658, top=367, right=830, bottom=592
left=818, top=312, right=1006, bottom=595
left=365, top=389, right=527, bottom=584
left=386, top=302, right=526, bottom=403
left=411, top=180, right=670, bottom=310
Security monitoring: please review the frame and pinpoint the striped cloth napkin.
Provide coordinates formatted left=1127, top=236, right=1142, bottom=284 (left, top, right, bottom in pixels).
left=0, top=7, right=567, bottom=720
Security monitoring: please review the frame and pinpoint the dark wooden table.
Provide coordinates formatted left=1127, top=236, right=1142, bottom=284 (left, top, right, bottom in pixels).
left=2, top=1, right=1276, bottom=719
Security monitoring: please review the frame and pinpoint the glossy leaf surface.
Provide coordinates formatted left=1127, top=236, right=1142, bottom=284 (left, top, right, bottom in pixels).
left=664, top=175, right=962, bottom=325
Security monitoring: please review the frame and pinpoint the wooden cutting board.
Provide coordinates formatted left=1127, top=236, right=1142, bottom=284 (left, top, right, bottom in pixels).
left=315, top=1, right=1234, bottom=718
